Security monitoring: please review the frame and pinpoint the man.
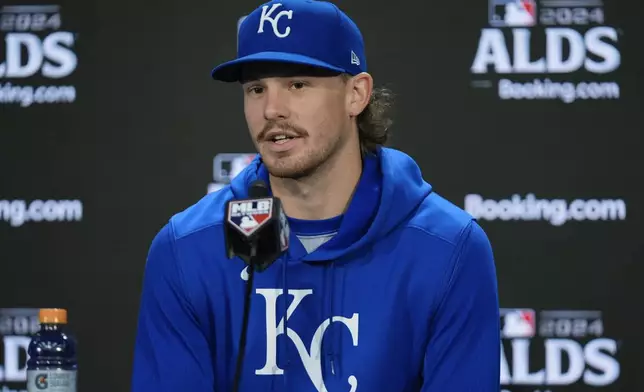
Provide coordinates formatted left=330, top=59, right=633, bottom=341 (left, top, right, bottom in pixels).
left=131, top=0, right=501, bottom=391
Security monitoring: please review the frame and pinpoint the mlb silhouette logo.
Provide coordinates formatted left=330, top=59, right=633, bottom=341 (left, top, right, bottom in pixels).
left=489, top=0, right=537, bottom=27
left=237, top=214, right=263, bottom=233
left=228, top=199, right=273, bottom=236
left=500, top=308, right=536, bottom=338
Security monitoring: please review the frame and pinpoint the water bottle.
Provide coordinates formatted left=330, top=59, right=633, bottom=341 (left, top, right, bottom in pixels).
left=26, top=308, right=78, bottom=392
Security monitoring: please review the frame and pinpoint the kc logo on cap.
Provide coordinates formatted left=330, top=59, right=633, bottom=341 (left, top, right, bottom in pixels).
left=257, top=3, right=293, bottom=38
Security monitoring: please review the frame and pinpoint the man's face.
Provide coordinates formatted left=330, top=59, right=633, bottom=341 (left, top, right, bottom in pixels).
left=241, top=63, right=352, bottom=179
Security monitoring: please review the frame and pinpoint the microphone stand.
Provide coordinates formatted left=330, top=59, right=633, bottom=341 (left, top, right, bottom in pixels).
left=232, top=243, right=257, bottom=392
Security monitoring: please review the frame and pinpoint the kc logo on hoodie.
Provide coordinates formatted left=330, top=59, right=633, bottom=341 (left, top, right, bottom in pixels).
left=254, top=288, right=360, bottom=392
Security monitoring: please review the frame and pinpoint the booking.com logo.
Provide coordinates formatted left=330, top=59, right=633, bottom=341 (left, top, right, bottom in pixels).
left=0, top=199, right=83, bottom=227
left=464, top=194, right=626, bottom=226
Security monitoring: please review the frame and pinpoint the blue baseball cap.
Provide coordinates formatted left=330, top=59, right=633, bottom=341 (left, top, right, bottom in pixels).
left=211, top=0, right=367, bottom=82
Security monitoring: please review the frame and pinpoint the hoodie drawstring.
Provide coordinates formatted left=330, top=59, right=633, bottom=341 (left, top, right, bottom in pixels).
left=324, top=260, right=343, bottom=381
left=277, top=258, right=344, bottom=391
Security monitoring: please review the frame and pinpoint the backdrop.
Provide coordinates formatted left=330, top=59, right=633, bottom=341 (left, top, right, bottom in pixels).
left=1, top=0, right=642, bottom=391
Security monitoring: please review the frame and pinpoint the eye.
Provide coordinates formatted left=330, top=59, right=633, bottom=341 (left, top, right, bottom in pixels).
left=246, top=85, right=264, bottom=95
left=290, top=81, right=308, bottom=90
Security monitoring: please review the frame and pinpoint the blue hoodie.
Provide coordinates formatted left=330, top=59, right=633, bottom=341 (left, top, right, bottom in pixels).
left=131, top=147, right=500, bottom=392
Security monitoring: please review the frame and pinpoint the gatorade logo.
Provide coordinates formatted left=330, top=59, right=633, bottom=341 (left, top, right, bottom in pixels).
left=35, top=374, right=48, bottom=389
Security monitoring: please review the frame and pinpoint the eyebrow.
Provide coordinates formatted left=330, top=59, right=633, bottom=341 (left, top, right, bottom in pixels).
left=239, top=63, right=341, bottom=83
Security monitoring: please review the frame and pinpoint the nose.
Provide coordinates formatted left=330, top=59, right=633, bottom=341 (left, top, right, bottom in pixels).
left=263, top=84, right=290, bottom=121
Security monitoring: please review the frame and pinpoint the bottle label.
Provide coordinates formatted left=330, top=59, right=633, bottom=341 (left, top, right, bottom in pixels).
left=26, top=370, right=77, bottom=392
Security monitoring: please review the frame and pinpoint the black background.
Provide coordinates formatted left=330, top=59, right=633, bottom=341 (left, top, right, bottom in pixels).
left=1, top=0, right=642, bottom=390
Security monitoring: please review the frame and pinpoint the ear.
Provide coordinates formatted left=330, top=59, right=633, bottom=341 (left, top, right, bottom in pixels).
left=345, top=72, right=373, bottom=118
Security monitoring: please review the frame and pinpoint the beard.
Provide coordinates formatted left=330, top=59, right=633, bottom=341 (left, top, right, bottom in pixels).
left=257, top=123, right=346, bottom=179
left=263, top=140, right=341, bottom=179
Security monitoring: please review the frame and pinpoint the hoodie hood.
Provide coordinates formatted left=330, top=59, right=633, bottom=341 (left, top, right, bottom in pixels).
left=133, top=145, right=500, bottom=392
left=229, top=146, right=433, bottom=262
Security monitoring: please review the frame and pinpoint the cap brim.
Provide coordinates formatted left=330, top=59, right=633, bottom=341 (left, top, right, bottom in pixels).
left=210, top=51, right=346, bottom=82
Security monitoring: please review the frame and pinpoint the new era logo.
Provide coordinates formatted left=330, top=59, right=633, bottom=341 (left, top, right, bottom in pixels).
left=351, top=50, right=360, bottom=66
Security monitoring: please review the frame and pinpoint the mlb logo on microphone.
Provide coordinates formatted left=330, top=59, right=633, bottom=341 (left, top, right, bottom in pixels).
left=228, top=199, right=273, bottom=236
left=489, top=0, right=536, bottom=27
left=500, top=308, right=536, bottom=338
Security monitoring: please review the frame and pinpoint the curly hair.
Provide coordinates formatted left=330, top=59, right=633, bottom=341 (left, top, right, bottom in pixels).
left=341, top=73, right=395, bottom=155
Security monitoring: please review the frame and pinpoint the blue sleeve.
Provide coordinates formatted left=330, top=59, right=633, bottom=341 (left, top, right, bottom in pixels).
left=421, top=220, right=501, bottom=391
left=131, top=223, right=215, bottom=391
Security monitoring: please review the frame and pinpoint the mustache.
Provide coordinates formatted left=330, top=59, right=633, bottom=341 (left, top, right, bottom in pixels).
left=257, top=121, right=308, bottom=142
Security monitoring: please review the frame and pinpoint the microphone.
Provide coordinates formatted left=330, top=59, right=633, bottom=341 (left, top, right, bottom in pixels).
left=224, top=179, right=290, bottom=271
left=224, top=179, right=290, bottom=392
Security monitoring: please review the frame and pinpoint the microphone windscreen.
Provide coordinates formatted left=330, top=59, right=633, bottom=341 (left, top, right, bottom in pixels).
left=249, top=180, right=269, bottom=198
